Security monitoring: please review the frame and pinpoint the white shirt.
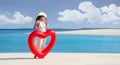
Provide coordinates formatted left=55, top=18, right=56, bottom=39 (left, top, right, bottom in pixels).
left=39, top=21, right=46, bottom=32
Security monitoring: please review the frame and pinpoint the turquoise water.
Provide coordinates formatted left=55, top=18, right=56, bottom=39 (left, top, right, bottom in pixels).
left=0, top=29, right=120, bottom=53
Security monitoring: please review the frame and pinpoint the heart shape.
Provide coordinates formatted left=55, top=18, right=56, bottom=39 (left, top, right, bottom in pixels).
left=28, top=29, right=56, bottom=59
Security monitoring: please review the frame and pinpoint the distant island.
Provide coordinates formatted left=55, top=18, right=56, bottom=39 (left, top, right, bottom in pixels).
left=0, top=28, right=120, bottom=30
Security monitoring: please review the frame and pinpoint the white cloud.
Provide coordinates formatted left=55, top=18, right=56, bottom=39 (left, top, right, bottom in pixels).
left=58, top=1, right=120, bottom=24
left=100, top=4, right=120, bottom=24
left=78, top=1, right=101, bottom=23
left=58, top=9, right=85, bottom=24
left=0, top=11, right=33, bottom=24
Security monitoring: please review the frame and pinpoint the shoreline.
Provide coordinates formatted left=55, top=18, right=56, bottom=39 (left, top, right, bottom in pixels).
left=0, top=53, right=120, bottom=65
left=1, top=28, right=120, bottom=36
left=57, top=29, right=120, bottom=35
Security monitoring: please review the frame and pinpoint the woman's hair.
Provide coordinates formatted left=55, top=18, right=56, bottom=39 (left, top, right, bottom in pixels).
left=35, top=15, right=48, bottom=25
left=35, top=15, right=45, bottom=21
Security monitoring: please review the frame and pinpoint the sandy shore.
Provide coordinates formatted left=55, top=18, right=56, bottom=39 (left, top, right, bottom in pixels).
left=57, top=29, right=120, bottom=35
left=0, top=53, right=120, bottom=65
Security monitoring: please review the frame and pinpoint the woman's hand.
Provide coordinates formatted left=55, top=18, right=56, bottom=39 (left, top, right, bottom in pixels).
left=46, top=24, right=48, bottom=28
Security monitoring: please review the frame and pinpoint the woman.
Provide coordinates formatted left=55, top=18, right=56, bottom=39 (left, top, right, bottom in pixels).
left=33, top=12, right=48, bottom=59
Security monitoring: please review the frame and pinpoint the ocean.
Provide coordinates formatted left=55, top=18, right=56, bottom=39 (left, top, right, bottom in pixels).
left=0, top=29, right=120, bottom=53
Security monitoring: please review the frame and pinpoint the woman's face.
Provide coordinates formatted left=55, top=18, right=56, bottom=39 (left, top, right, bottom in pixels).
left=40, top=17, right=47, bottom=22
left=40, top=16, right=45, bottom=21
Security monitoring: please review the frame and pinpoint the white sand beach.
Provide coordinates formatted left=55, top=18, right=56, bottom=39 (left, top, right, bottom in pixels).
left=0, top=53, right=120, bottom=65
left=57, top=29, right=120, bottom=35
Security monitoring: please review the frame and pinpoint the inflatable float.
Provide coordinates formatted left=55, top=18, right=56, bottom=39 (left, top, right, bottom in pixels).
left=28, top=29, right=56, bottom=58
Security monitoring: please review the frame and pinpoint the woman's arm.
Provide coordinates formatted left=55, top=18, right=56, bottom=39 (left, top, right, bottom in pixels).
left=45, top=17, right=48, bottom=28
left=33, top=20, right=38, bottom=30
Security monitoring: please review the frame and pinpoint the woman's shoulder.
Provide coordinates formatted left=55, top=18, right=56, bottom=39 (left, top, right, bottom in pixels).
left=36, top=20, right=42, bottom=24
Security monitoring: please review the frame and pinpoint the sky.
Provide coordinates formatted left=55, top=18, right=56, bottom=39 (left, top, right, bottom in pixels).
left=0, top=0, right=120, bottom=29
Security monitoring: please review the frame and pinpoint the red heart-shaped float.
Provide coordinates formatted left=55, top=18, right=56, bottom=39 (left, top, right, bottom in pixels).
left=28, top=29, right=56, bottom=59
